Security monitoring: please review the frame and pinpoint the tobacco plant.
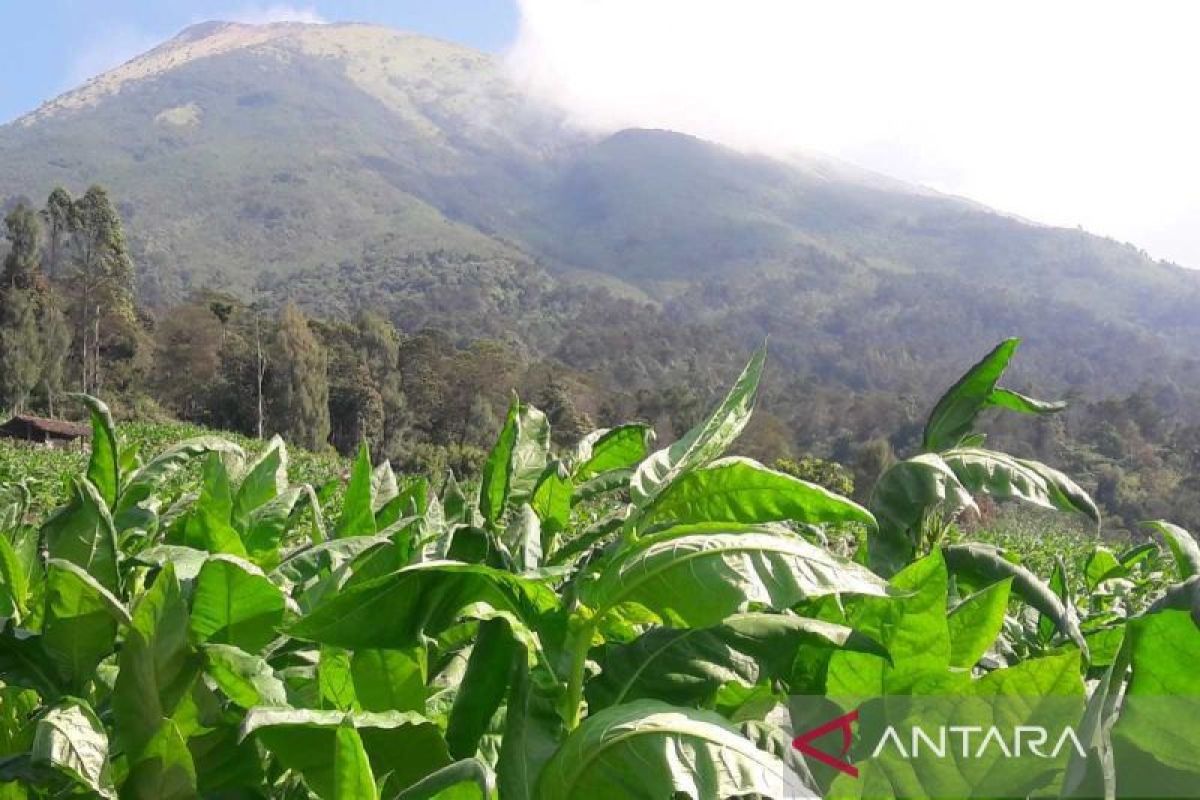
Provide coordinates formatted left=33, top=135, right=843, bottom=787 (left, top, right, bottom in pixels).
left=0, top=340, right=1196, bottom=799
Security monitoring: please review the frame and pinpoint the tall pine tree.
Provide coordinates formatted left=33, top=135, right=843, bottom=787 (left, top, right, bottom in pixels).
left=0, top=206, right=45, bottom=411
left=272, top=303, right=330, bottom=450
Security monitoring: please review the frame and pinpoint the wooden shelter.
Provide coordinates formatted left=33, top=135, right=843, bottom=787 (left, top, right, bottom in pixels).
left=0, top=414, right=90, bottom=447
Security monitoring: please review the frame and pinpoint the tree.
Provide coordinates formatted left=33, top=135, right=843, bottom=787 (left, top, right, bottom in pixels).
left=0, top=289, right=43, bottom=412
left=41, top=187, right=75, bottom=280
left=271, top=303, right=329, bottom=450
left=68, top=186, right=137, bottom=395
left=356, top=311, right=409, bottom=458
left=37, top=300, right=71, bottom=417
left=3, top=204, right=42, bottom=290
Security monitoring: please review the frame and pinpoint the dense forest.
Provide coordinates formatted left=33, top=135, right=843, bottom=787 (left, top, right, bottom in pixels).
left=2, top=186, right=1198, bottom=535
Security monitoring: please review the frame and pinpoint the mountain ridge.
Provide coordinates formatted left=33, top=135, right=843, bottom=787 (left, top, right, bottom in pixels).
left=2, top=19, right=1198, bottom=399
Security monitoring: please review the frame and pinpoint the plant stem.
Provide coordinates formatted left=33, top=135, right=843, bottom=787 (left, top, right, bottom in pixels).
left=562, top=622, right=594, bottom=730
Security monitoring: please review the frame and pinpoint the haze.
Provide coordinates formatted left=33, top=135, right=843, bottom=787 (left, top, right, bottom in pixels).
left=509, top=0, right=1200, bottom=268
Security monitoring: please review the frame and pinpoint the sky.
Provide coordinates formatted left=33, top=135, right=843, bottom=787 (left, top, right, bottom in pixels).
left=1, top=1, right=1197, bottom=268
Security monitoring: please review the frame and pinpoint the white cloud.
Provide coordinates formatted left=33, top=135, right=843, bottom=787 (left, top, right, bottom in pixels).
left=221, top=4, right=327, bottom=25
left=508, top=0, right=1200, bottom=267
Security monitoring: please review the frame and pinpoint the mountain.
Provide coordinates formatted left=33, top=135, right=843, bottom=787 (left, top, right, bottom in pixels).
left=3, top=20, right=1200, bottom=397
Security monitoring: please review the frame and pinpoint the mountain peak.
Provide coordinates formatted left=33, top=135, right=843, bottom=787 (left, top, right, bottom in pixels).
left=16, top=20, right=483, bottom=127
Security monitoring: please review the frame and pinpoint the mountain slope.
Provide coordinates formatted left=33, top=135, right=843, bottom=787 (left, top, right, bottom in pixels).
left=2, top=20, right=1199, bottom=396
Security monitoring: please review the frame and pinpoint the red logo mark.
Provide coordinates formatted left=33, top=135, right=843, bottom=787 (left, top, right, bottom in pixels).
left=792, top=708, right=860, bottom=778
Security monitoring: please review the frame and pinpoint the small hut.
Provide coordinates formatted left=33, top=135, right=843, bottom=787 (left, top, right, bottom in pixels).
left=0, top=414, right=90, bottom=448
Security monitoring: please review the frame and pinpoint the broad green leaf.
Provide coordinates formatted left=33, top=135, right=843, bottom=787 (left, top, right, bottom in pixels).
left=117, top=436, right=244, bottom=516
left=289, top=561, right=556, bottom=651
left=1085, top=546, right=1124, bottom=590
left=868, top=454, right=976, bottom=574
left=1110, top=610, right=1200, bottom=794
left=190, top=554, right=286, bottom=654
left=333, top=723, right=379, bottom=800
left=573, top=425, right=653, bottom=481
left=184, top=453, right=247, bottom=557
left=943, top=542, right=1087, bottom=654
left=377, top=476, right=429, bottom=529
left=41, top=478, right=120, bottom=593
left=582, top=526, right=891, bottom=628
left=320, top=647, right=358, bottom=711
left=351, top=647, right=426, bottom=713
left=119, top=719, right=197, bottom=800
left=232, top=436, right=287, bottom=523
left=947, top=578, right=1012, bottom=668
left=336, top=442, right=377, bottom=539
left=30, top=701, right=114, bottom=798
left=1144, top=520, right=1200, bottom=579
left=242, top=485, right=303, bottom=568
left=630, top=345, right=765, bottom=506
left=587, top=612, right=887, bottom=710
left=395, top=758, right=494, bottom=800
left=71, top=395, right=120, bottom=509
left=0, top=627, right=62, bottom=700
left=536, top=700, right=808, bottom=799
left=922, top=339, right=1063, bottom=452
left=134, top=544, right=209, bottom=581
left=497, top=656, right=562, bottom=800
left=204, top=643, right=287, bottom=708
left=826, top=551, right=956, bottom=697
left=241, top=708, right=452, bottom=798
left=0, top=535, right=28, bottom=621
left=446, top=618, right=517, bottom=759
left=113, top=564, right=201, bottom=769
left=510, top=403, right=550, bottom=506
left=530, top=462, right=571, bottom=541
left=502, top=504, right=542, bottom=573
left=42, top=560, right=129, bottom=691
left=942, top=448, right=1100, bottom=526
left=1039, top=555, right=1070, bottom=644
left=371, top=460, right=400, bottom=513
left=639, top=456, right=875, bottom=530
left=479, top=399, right=519, bottom=528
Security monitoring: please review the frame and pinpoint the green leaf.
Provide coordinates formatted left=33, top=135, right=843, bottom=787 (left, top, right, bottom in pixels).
left=639, top=456, right=875, bottom=531
left=0, top=535, right=29, bottom=622
left=30, top=701, right=115, bottom=798
left=497, top=657, right=562, bottom=800
left=630, top=345, right=765, bottom=506
left=0, top=627, right=62, bottom=700
left=289, top=562, right=556, bottom=651
left=371, top=460, right=400, bottom=513
left=536, top=700, right=809, bottom=799
left=942, top=447, right=1100, bottom=526
left=351, top=648, right=426, bottom=713
left=510, top=403, right=550, bottom=507
left=587, top=612, right=887, bottom=710
left=501, top=504, right=542, bottom=573
left=232, top=436, right=288, bottom=526
left=394, top=758, right=494, bottom=800
left=868, top=454, right=977, bottom=574
left=41, top=478, right=120, bottom=593
left=573, top=425, right=653, bottom=481
left=184, top=453, right=248, bottom=557
left=117, top=436, right=244, bottom=517
left=943, top=542, right=1088, bottom=655
left=922, top=339, right=1063, bottom=452
left=1111, top=610, right=1200, bottom=794
left=204, top=643, right=287, bottom=708
left=41, top=560, right=129, bottom=691
left=1085, top=545, right=1124, bottom=590
left=336, top=442, right=377, bottom=539
left=1144, top=520, right=1200, bottom=579
left=582, top=525, right=891, bottom=627
left=119, top=719, right=197, bottom=800
left=320, top=647, right=358, bottom=711
left=242, top=485, right=303, bottom=568
left=446, top=618, right=517, bottom=760
left=530, top=463, right=571, bottom=541
left=113, top=564, right=201, bottom=772
left=333, top=723, right=379, bottom=800
left=1038, top=555, right=1069, bottom=644
left=241, top=708, right=452, bottom=799
left=479, top=399, right=519, bottom=528
left=70, top=395, right=120, bottom=509
left=947, top=578, right=1012, bottom=668
left=189, top=554, right=286, bottom=654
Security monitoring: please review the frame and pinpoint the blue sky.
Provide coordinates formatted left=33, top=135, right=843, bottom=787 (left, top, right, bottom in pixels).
left=0, top=1, right=519, bottom=124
